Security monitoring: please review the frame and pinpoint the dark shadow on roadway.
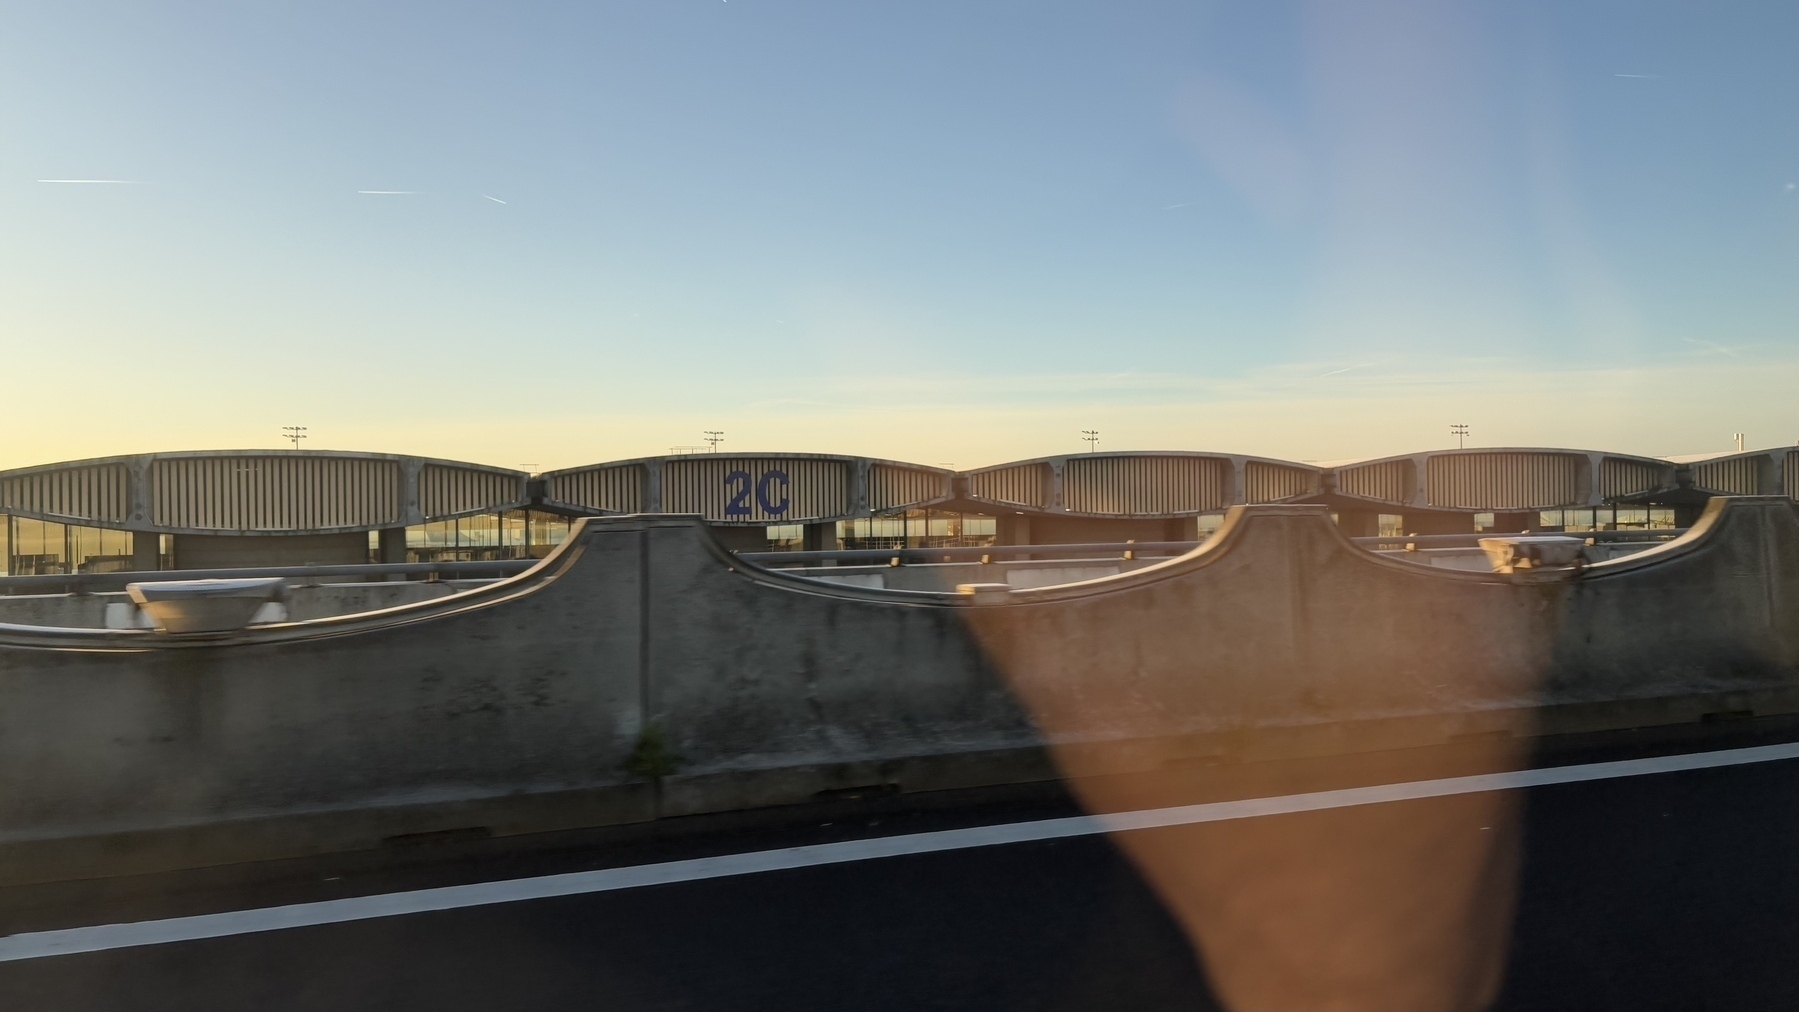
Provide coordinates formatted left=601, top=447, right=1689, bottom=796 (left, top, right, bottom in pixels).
left=8, top=718, right=1799, bottom=1011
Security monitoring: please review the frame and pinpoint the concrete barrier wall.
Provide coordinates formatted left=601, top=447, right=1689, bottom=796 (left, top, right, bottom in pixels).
left=963, top=498, right=1799, bottom=777
left=1, top=499, right=1795, bottom=883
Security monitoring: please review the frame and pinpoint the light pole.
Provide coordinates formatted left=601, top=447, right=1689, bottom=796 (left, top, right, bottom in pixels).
left=703, top=431, right=724, bottom=452
left=282, top=425, right=308, bottom=450
left=1081, top=430, right=1099, bottom=453
left=1450, top=424, right=1469, bottom=449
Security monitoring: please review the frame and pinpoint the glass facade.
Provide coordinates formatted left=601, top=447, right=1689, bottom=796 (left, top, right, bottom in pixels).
left=1, top=515, right=140, bottom=576
left=403, top=509, right=574, bottom=563
left=765, top=524, right=806, bottom=551
left=1537, top=507, right=1677, bottom=532
left=838, top=509, right=997, bottom=550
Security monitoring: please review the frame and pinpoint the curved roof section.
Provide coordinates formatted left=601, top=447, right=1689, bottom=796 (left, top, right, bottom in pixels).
left=539, top=453, right=955, bottom=524
left=1680, top=447, right=1799, bottom=498
left=962, top=451, right=1321, bottom=518
left=1327, top=447, right=1677, bottom=511
left=0, top=450, right=528, bottom=535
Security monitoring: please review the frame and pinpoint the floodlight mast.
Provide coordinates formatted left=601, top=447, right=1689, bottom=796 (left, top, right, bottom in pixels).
left=703, top=431, right=724, bottom=452
left=282, top=425, right=308, bottom=450
left=1450, top=424, right=1469, bottom=449
left=1081, top=430, right=1099, bottom=453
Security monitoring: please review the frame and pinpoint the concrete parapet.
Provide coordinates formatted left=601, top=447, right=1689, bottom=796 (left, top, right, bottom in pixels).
left=0, top=497, right=1795, bottom=884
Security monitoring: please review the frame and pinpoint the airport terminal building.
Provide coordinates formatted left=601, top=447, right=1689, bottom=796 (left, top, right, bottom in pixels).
left=2, top=444, right=1793, bottom=575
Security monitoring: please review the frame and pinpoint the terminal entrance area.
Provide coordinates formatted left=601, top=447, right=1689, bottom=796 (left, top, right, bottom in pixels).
left=835, top=509, right=997, bottom=551
left=1, top=517, right=156, bottom=576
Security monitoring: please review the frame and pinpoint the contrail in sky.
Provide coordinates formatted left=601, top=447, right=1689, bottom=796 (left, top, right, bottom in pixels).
left=482, top=194, right=507, bottom=204
left=38, top=179, right=144, bottom=184
left=1683, top=338, right=1742, bottom=358
left=1320, top=363, right=1373, bottom=377
left=357, top=190, right=416, bottom=195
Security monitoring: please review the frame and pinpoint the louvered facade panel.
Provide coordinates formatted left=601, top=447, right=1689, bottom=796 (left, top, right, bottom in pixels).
left=1425, top=453, right=1581, bottom=510
left=1243, top=461, right=1316, bottom=503
left=0, top=464, right=129, bottom=524
left=419, top=464, right=523, bottom=520
left=662, top=457, right=848, bottom=523
left=1336, top=459, right=1415, bottom=503
left=1692, top=457, right=1762, bottom=495
left=967, top=464, right=1052, bottom=510
left=1788, top=452, right=1799, bottom=500
left=1599, top=457, right=1667, bottom=499
left=549, top=465, right=645, bottom=514
left=867, top=464, right=947, bottom=512
left=150, top=456, right=401, bottom=532
left=1062, top=456, right=1226, bottom=515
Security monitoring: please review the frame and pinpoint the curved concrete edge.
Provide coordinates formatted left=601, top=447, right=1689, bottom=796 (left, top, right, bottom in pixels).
left=0, top=519, right=596, bottom=651
left=1576, top=496, right=1798, bottom=579
left=729, top=499, right=1755, bottom=608
left=0, top=499, right=1766, bottom=650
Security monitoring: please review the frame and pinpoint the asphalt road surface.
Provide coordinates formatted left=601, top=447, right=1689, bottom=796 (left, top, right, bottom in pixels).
left=7, top=724, right=1799, bottom=1011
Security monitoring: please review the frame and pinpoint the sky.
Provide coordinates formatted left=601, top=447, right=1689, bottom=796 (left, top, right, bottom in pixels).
left=3, top=0, right=1795, bottom=471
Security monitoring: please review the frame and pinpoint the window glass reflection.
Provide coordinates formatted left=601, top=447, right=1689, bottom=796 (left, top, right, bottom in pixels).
left=401, top=510, right=574, bottom=563
left=1, top=515, right=139, bottom=575
left=838, top=509, right=996, bottom=550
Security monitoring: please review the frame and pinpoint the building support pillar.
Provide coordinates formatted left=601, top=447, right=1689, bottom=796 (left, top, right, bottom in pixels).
left=996, top=514, right=1032, bottom=547
left=1402, top=511, right=1475, bottom=536
left=130, top=532, right=160, bottom=572
left=802, top=522, right=836, bottom=552
left=377, top=527, right=408, bottom=564
left=1490, top=511, right=1533, bottom=534
left=1334, top=510, right=1380, bottom=538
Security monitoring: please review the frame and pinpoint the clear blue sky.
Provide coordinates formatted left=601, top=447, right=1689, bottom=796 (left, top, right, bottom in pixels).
left=4, top=1, right=1795, bottom=469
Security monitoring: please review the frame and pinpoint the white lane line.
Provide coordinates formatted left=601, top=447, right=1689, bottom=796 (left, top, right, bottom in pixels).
left=5, top=740, right=1799, bottom=963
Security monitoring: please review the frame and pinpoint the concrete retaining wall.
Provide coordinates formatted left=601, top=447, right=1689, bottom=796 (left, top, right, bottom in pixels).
left=0, top=499, right=1795, bottom=884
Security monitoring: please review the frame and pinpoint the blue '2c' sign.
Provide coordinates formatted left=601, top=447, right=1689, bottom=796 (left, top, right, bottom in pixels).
left=723, top=469, right=790, bottom=517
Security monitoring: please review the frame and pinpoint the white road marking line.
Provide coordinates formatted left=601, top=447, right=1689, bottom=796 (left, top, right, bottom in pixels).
left=5, top=740, right=1798, bottom=963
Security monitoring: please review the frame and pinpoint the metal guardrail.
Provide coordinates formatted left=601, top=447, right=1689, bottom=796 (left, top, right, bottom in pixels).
left=741, top=529, right=1691, bottom=567
left=739, top=541, right=1205, bottom=567
left=0, top=528, right=1691, bottom=593
left=0, top=560, right=536, bottom=596
left=1350, top=529, right=1687, bottom=551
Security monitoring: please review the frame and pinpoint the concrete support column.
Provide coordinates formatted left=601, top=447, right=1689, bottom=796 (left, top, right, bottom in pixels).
left=1334, top=510, right=1380, bottom=538
left=377, top=527, right=408, bottom=564
left=802, top=522, right=836, bottom=552
left=996, top=514, right=1031, bottom=547
left=1164, top=517, right=1199, bottom=542
left=1673, top=503, right=1708, bottom=529
left=377, top=527, right=408, bottom=581
left=129, top=532, right=160, bottom=572
left=1490, top=511, right=1533, bottom=534
left=1403, top=512, right=1475, bottom=536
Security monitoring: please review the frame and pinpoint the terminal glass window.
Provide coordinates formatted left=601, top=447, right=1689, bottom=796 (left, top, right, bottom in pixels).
left=2, top=516, right=137, bottom=576
left=839, top=509, right=996, bottom=550
left=765, top=525, right=805, bottom=551
left=1377, top=514, right=1406, bottom=537
left=405, top=509, right=574, bottom=563
left=1538, top=508, right=1677, bottom=532
left=527, top=512, right=572, bottom=559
